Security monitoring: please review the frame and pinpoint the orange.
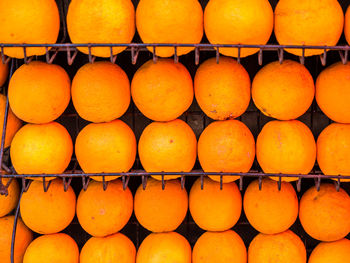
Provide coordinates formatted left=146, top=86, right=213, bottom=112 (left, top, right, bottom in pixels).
left=67, top=0, right=135, bottom=57
left=345, top=6, right=350, bottom=45
left=0, top=215, right=32, bottom=263
left=134, top=178, right=188, bottom=232
left=136, top=232, right=191, bottom=263
left=23, top=233, right=79, bottom=263
left=252, top=60, right=315, bottom=120
left=189, top=177, right=242, bottom=231
left=72, top=62, right=130, bottom=122
left=204, top=0, right=273, bottom=57
left=243, top=178, right=298, bottom=234
left=138, top=119, right=197, bottom=180
left=0, top=0, right=59, bottom=58
left=8, top=61, right=71, bottom=124
left=0, top=94, right=22, bottom=148
left=192, top=230, right=246, bottom=263
left=76, top=179, right=133, bottom=237
left=274, top=0, right=344, bottom=56
left=256, top=120, right=316, bottom=182
left=316, top=62, right=350, bottom=123
left=248, top=230, right=306, bottom=263
left=194, top=57, right=251, bottom=120
left=317, top=123, right=350, bottom=181
left=198, top=120, right=255, bottom=183
left=136, top=0, right=203, bottom=57
left=309, top=238, right=350, bottom=263
left=299, top=183, right=350, bottom=241
left=75, top=119, right=136, bottom=182
left=131, top=59, right=193, bottom=121
left=10, top=122, right=73, bottom=179
left=0, top=60, right=8, bottom=87
left=0, top=178, right=19, bottom=217
left=80, top=233, right=136, bottom=263
left=20, top=179, right=76, bottom=234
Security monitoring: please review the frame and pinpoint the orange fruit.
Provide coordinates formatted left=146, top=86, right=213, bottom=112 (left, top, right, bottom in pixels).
left=299, top=183, right=350, bottom=241
left=316, top=62, right=350, bottom=123
left=72, top=61, right=130, bottom=122
left=0, top=60, right=8, bottom=87
left=8, top=61, right=71, bottom=124
left=0, top=178, right=19, bottom=217
left=80, top=233, right=136, bottom=263
left=0, top=0, right=59, bottom=58
left=309, top=238, right=350, bottom=263
left=131, top=59, right=193, bottom=121
left=256, top=120, right=316, bottom=182
left=248, top=230, right=306, bottom=263
left=138, top=119, right=197, bottom=180
left=23, top=233, right=79, bottom=263
left=0, top=215, right=32, bottom=263
left=274, top=0, right=344, bottom=56
left=136, top=232, right=191, bottom=263
left=189, top=177, right=242, bottom=231
left=0, top=94, right=22, bottom=148
left=75, top=119, right=136, bottom=182
left=10, top=122, right=73, bottom=179
left=136, top=0, right=203, bottom=57
left=317, top=123, right=350, bottom=181
left=193, top=230, right=246, bottom=263
left=20, top=179, right=76, bottom=234
left=194, top=57, right=251, bottom=120
left=204, top=0, right=273, bottom=57
left=243, top=178, right=298, bottom=234
left=198, top=120, right=255, bottom=183
left=77, top=179, right=133, bottom=237
left=252, top=60, right=315, bottom=120
left=345, top=6, right=350, bottom=45
left=134, top=178, right=188, bottom=232
left=67, top=0, right=135, bottom=57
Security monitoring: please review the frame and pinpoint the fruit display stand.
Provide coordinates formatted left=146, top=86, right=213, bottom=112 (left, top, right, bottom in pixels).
left=1, top=0, right=350, bottom=262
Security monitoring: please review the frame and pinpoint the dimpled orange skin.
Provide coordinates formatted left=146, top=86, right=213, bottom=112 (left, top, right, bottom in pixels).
left=131, top=59, right=193, bottom=121
left=299, top=184, right=350, bottom=242
left=192, top=230, right=247, bottom=263
left=316, top=62, right=350, bottom=123
left=136, top=0, right=203, bottom=57
left=189, top=177, right=242, bottom=231
left=243, top=178, right=298, bottom=234
left=256, top=120, right=316, bottom=182
left=248, top=230, right=306, bottom=263
left=8, top=61, right=71, bottom=124
left=20, top=179, right=76, bottom=234
left=72, top=62, right=130, bottom=123
left=23, top=233, right=79, bottom=263
left=0, top=216, right=32, bottom=263
left=67, top=0, right=135, bottom=57
left=136, top=232, right=191, bottom=263
left=345, top=6, right=350, bottom=45
left=194, top=57, right=251, bottom=120
left=198, top=120, right=255, bottom=183
left=75, top=119, right=136, bottom=182
left=10, top=122, right=73, bottom=180
left=138, top=119, right=197, bottom=180
left=275, top=0, right=344, bottom=57
left=80, top=233, right=136, bottom=263
left=252, top=60, right=315, bottom=120
left=0, top=178, right=19, bottom=217
left=0, top=94, right=22, bottom=148
left=0, top=61, right=8, bottom=87
left=77, top=180, right=133, bottom=237
left=204, top=0, right=273, bottom=58
left=309, top=238, right=350, bottom=263
left=317, top=123, right=350, bottom=181
left=0, top=0, right=59, bottom=58
left=134, top=178, right=188, bottom=232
